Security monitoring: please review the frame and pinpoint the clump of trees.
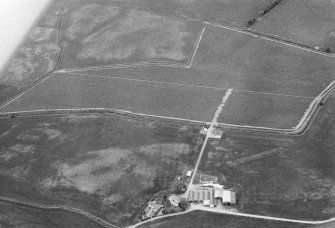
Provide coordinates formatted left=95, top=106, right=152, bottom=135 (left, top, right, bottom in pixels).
left=247, top=18, right=256, bottom=27
left=247, top=0, right=285, bottom=27
left=259, top=0, right=283, bottom=16
left=178, top=198, right=190, bottom=211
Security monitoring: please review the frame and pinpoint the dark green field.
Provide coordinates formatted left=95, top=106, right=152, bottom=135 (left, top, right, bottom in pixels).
left=0, top=114, right=202, bottom=226
left=198, top=92, right=335, bottom=220
left=0, top=201, right=104, bottom=228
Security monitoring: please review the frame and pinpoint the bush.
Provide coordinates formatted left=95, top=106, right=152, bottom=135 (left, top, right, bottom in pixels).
left=247, top=18, right=256, bottom=27
left=178, top=199, right=190, bottom=211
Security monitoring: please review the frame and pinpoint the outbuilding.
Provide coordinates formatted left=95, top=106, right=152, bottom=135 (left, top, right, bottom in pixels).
left=214, top=189, right=236, bottom=205
left=186, top=170, right=193, bottom=177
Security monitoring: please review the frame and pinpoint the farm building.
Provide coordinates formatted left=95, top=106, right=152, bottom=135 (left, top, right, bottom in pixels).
left=187, top=188, right=215, bottom=207
left=188, top=187, right=236, bottom=207
left=214, top=189, right=236, bottom=205
left=142, top=201, right=163, bottom=220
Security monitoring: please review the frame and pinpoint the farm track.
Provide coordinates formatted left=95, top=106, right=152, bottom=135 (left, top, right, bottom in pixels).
left=205, top=21, right=335, bottom=59
left=0, top=196, right=119, bottom=228
left=231, top=148, right=284, bottom=165
left=60, top=71, right=314, bottom=99
left=58, top=61, right=188, bottom=73
left=0, top=77, right=334, bottom=137
left=186, top=89, right=233, bottom=193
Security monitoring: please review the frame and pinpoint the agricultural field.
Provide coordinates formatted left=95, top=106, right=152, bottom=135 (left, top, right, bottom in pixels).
left=197, top=92, right=335, bottom=220
left=217, top=91, right=313, bottom=129
left=192, top=24, right=335, bottom=97
left=0, top=73, right=226, bottom=123
left=252, top=0, right=335, bottom=52
left=0, top=113, right=202, bottom=226
left=0, top=202, right=104, bottom=228
left=139, top=210, right=313, bottom=228
left=70, top=66, right=225, bottom=89
left=0, top=70, right=318, bottom=130
left=0, top=85, right=17, bottom=105
left=102, top=0, right=280, bottom=27
left=36, top=0, right=287, bottom=70
left=58, top=1, right=203, bottom=68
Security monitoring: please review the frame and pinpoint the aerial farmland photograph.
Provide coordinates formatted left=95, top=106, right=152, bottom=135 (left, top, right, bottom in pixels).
left=0, top=0, right=335, bottom=227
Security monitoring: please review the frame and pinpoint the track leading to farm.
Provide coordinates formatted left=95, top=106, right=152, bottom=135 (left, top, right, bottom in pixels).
left=187, top=89, right=233, bottom=192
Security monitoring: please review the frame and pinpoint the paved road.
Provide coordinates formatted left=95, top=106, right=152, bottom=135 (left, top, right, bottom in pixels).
left=130, top=203, right=335, bottom=228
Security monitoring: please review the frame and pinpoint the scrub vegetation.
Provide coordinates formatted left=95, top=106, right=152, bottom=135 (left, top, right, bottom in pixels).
left=0, top=114, right=202, bottom=226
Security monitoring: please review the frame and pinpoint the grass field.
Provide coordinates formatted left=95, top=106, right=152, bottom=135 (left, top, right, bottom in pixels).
left=101, top=0, right=279, bottom=27
left=0, top=71, right=319, bottom=130
left=192, top=24, right=335, bottom=97
left=0, top=114, right=203, bottom=226
left=197, top=92, right=335, bottom=220
left=0, top=73, right=226, bottom=123
left=139, top=210, right=311, bottom=228
left=252, top=0, right=335, bottom=52
left=69, top=66, right=225, bottom=89
left=0, top=85, right=17, bottom=105
left=0, top=201, right=104, bottom=228
left=217, top=91, right=314, bottom=129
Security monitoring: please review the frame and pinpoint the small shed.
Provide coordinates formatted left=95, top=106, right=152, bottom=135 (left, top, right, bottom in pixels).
left=186, top=170, right=193, bottom=177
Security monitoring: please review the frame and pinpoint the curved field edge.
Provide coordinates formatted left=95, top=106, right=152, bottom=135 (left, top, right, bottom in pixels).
left=0, top=77, right=332, bottom=137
